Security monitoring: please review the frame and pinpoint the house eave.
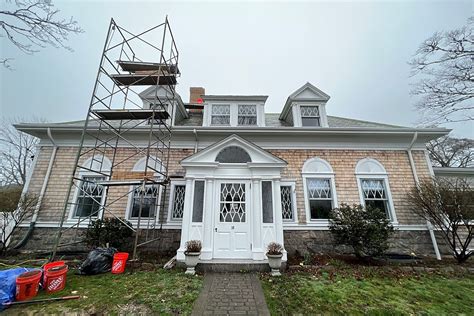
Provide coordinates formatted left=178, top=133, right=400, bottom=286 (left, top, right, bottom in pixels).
left=202, top=95, right=269, bottom=102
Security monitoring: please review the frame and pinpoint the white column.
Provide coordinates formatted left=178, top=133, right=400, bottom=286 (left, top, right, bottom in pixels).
left=273, top=179, right=287, bottom=261
left=177, top=178, right=194, bottom=261
left=251, top=178, right=264, bottom=260
left=201, top=178, right=214, bottom=260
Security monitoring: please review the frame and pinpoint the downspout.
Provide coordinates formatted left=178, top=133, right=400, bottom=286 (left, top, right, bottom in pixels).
left=406, top=132, right=441, bottom=260
left=193, top=128, right=198, bottom=153
left=14, top=128, right=58, bottom=249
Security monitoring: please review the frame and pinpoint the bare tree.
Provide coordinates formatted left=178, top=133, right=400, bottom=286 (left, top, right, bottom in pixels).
left=408, top=178, right=473, bottom=263
left=410, top=17, right=474, bottom=124
left=427, top=135, right=474, bottom=168
left=0, top=118, right=39, bottom=186
left=0, top=185, right=37, bottom=255
left=0, top=0, right=83, bottom=68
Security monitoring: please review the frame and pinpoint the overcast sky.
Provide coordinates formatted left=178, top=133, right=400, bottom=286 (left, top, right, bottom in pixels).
left=1, top=0, right=472, bottom=137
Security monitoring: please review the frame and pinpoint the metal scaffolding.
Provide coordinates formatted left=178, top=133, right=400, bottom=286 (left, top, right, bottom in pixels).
left=51, top=17, right=180, bottom=260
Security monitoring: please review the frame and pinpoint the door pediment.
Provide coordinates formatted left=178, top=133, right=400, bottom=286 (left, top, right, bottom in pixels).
left=181, top=134, right=287, bottom=167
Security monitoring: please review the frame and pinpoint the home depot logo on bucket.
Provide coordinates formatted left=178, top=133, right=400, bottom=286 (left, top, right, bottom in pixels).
left=112, top=260, right=122, bottom=272
left=48, top=276, right=64, bottom=292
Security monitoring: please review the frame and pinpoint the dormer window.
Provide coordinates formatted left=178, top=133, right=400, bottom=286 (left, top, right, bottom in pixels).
left=211, top=104, right=230, bottom=125
left=238, top=105, right=257, bottom=125
left=300, top=106, right=321, bottom=127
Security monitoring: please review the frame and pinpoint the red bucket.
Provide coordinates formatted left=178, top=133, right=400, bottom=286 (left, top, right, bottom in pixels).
left=16, top=270, right=42, bottom=301
left=112, top=252, right=129, bottom=274
left=45, top=265, right=68, bottom=293
left=43, top=261, right=65, bottom=286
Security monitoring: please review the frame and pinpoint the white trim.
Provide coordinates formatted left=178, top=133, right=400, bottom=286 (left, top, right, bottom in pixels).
left=355, top=158, right=398, bottom=224
left=167, top=180, right=186, bottom=222
left=204, top=102, right=265, bottom=128
left=302, top=157, right=338, bottom=223
left=280, top=181, right=298, bottom=223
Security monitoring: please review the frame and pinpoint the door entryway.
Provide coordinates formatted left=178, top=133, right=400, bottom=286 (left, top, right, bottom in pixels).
left=213, top=181, right=251, bottom=259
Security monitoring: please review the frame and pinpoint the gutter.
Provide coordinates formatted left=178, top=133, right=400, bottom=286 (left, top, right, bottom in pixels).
left=406, top=132, right=441, bottom=260
left=193, top=128, right=198, bottom=153
left=14, top=128, right=58, bottom=249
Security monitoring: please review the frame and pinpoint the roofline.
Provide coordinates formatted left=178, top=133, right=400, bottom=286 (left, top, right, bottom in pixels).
left=14, top=123, right=451, bottom=136
left=202, top=95, right=268, bottom=102
left=433, top=167, right=474, bottom=176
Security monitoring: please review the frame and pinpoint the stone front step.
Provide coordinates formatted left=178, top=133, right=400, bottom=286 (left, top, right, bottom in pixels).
left=178, top=259, right=286, bottom=272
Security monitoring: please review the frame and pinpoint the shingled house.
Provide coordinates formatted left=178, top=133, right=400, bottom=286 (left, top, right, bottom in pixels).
left=13, top=82, right=451, bottom=262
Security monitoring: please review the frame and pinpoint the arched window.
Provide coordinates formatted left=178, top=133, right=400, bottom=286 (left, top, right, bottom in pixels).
left=355, top=158, right=397, bottom=222
left=302, top=158, right=337, bottom=221
left=215, top=146, right=251, bottom=163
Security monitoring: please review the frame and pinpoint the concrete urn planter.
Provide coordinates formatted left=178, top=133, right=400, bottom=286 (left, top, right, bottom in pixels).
left=184, top=252, right=200, bottom=275
left=267, top=253, right=283, bottom=276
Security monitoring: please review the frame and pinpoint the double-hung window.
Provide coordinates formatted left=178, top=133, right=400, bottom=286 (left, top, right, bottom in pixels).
left=74, top=176, right=105, bottom=218
left=360, top=179, right=391, bottom=219
left=238, top=105, right=257, bottom=125
left=300, top=106, right=320, bottom=127
left=170, top=184, right=186, bottom=220
left=211, top=104, right=230, bottom=125
left=306, top=178, right=333, bottom=219
left=130, top=185, right=159, bottom=218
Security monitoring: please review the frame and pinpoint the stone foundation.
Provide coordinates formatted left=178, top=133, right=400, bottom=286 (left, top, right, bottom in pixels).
left=11, top=227, right=182, bottom=255
left=283, top=230, right=451, bottom=258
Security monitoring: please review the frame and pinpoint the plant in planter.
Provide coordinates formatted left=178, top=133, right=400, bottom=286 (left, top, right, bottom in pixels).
left=266, top=242, right=284, bottom=276
left=184, top=240, right=202, bottom=275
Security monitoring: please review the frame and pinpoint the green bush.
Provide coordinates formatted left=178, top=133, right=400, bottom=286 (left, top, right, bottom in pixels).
left=84, top=217, right=133, bottom=250
left=329, top=204, right=394, bottom=258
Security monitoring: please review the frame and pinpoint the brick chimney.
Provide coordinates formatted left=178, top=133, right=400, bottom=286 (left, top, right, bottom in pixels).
left=189, top=87, right=205, bottom=104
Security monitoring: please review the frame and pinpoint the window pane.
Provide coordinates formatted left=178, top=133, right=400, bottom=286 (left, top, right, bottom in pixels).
left=362, top=179, right=386, bottom=199
left=307, top=179, right=331, bottom=199
left=172, top=185, right=185, bottom=219
left=211, top=115, right=230, bottom=125
left=300, top=106, right=319, bottom=117
left=238, top=105, right=257, bottom=126
left=281, top=186, right=294, bottom=220
left=262, top=181, right=273, bottom=223
left=309, top=200, right=332, bottom=219
left=215, top=146, right=252, bottom=163
left=301, top=117, right=320, bottom=127
left=192, top=181, right=205, bottom=222
left=211, top=105, right=230, bottom=125
left=131, top=185, right=158, bottom=218
left=74, top=176, right=105, bottom=218
left=365, top=200, right=390, bottom=218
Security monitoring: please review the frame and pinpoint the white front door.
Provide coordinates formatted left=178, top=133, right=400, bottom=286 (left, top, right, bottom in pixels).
left=213, top=181, right=251, bottom=259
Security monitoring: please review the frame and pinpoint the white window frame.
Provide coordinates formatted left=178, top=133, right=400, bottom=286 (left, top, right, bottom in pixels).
left=355, top=158, right=398, bottom=224
left=204, top=102, right=265, bottom=127
left=299, top=105, right=321, bottom=127
left=210, top=104, right=231, bottom=126
left=280, top=181, right=297, bottom=223
left=302, top=158, right=338, bottom=223
left=68, top=155, right=111, bottom=221
left=125, top=184, right=162, bottom=221
left=292, top=102, right=329, bottom=127
left=237, top=104, right=258, bottom=126
left=167, top=180, right=186, bottom=222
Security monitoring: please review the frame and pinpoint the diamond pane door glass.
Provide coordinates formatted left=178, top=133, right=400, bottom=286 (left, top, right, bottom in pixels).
left=361, top=179, right=390, bottom=218
left=131, top=185, right=158, bottom=218
left=281, top=185, right=293, bottom=220
left=74, top=176, right=105, bottom=218
left=211, top=105, right=230, bottom=125
left=238, top=104, right=257, bottom=125
left=220, top=183, right=246, bottom=222
left=172, top=185, right=186, bottom=219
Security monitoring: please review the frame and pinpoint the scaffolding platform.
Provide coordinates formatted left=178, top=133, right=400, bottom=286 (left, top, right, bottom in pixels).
left=92, top=109, right=170, bottom=120
left=110, top=74, right=177, bottom=86
left=117, top=60, right=179, bottom=74
left=96, top=179, right=167, bottom=187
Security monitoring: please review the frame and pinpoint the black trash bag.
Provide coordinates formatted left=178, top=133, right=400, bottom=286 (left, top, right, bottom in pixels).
left=78, top=247, right=117, bottom=275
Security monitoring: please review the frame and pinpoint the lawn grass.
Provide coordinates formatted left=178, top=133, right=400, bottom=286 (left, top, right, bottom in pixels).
left=4, top=268, right=203, bottom=315
left=261, top=271, right=474, bottom=315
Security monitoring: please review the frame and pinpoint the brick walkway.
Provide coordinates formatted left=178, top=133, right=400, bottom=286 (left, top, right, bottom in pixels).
left=192, top=273, right=271, bottom=316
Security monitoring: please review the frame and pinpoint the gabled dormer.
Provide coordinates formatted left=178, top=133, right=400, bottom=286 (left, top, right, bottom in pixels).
left=279, top=82, right=330, bottom=127
left=139, top=85, right=189, bottom=125
left=202, top=95, right=268, bottom=127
